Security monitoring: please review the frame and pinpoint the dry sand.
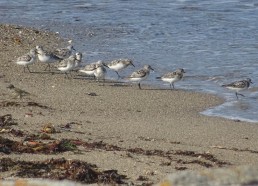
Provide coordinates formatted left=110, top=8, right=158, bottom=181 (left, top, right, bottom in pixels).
left=1, top=24, right=258, bottom=185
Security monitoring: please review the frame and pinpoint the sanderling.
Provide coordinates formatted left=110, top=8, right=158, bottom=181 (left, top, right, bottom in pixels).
left=222, top=78, right=253, bottom=99
left=79, top=61, right=99, bottom=76
left=156, top=68, right=186, bottom=90
left=74, top=52, right=83, bottom=70
left=93, top=61, right=107, bottom=81
left=106, top=58, right=134, bottom=78
left=57, top=52, right=82, bottom=70
left=7, top=84, right=30, bottom=99
left=126, top=65, right=154, bottom=89
left=36, top=45, right=62, bottom=71
left=53, top=45, right=76, bottom=59
left=57, top=55, right=76, bottom=78
left=15, top=48, right=37, bottom=73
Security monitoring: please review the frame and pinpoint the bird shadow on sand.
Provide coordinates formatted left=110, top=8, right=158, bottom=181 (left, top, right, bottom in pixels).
left=29, top=71, right=56, bottom=75
left=72, top=75, right=129, bottom=87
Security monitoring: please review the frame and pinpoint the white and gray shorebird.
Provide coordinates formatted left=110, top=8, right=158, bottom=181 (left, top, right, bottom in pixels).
left=156, top=68, right=186, bottom=90
left=57, top=55, right=76, bottom=78
left=36, top=45, right=62, bottom=71
left=105, top=58, right=135, bottom=78
left=93, top=61, right=107, bottom=81
left=57, top=52, right=82, bottom=70
left=222, top=78, right=253, bottom=99
left=73, top=52, right=83, bottom=70
left=78, top=61, right=100, bottom=77
left=15, top=48, right=37, bottom=73
left=126, top=65, right=154, bottom=89
left=53, top=45, right=76, bottom=59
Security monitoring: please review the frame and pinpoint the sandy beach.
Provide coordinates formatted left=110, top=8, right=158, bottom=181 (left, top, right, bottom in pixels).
left=1, top=24, right=258, bottom=185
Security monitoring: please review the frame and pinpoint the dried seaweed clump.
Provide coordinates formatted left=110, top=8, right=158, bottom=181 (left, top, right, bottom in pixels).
left=0, top=114, right=17, bottom=127
left=0, top=158, right=126, bottom=184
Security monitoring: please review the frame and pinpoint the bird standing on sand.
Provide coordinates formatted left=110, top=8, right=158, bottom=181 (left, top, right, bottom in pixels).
left=222, top=78, right=253, bottom=99
left=57, top=55, right=76, bottom=78
left=15, top=48, right=37, bottom=73
left=36, top=45, right=62, bottom=71
left=156, top=68, right=186, bottom=90
left=79, top=61, right=100, bottom=77
left=93, top=61, right=107, bottom=81
left=73, top=52, right=83, bottom=70
left=7, top=84, right=31, bottom=99
left=126, top=65, right=154, bottom=89
left=53, top=45, right=76, bottom=59
left=105, top=59, right=135, bottom=79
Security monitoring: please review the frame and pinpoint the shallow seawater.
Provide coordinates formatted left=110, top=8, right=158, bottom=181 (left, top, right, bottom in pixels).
left=1, top=0, right=258, bottom=122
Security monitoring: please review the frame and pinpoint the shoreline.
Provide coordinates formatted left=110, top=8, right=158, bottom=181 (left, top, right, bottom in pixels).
left=1, top=23, right=258, bottom=185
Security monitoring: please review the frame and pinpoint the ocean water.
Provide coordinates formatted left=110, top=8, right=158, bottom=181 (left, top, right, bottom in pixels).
left=1, top=0, right=258, bottom=122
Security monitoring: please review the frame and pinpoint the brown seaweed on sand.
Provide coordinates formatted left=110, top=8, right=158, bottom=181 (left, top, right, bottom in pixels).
left=0, top=158, right=127, bottom=184
left=0, top=114, right=17, bottom=127
left=0, top=101, right=52, bottom=109
left=0, top=137, right=78, bottom=154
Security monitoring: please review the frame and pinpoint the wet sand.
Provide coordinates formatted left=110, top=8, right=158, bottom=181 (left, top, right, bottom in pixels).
left=1, top=24, right=258, bottom=185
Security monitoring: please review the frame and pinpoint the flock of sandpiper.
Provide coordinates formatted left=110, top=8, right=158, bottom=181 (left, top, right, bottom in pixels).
left=13, top=45, right=253, bottom=99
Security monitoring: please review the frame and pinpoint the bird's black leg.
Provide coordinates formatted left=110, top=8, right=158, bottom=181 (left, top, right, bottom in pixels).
left=138, top=83, right=141, bottom=89
left=237, top=92, right=245, bottom=97
left=235, top=92, right=239, bottom=99
left=69, top=72, right=73, bottom=78
left=27, top=66, right=31, bottom=73
left=65, top=72, right=69, bottom=79
left=102, top=78, right=105, bottom=86
left=115, top=71, right=121, bottom=79
left=44, top=64, right=51, bottom=71
left=44, top=64, right=49, bottom=71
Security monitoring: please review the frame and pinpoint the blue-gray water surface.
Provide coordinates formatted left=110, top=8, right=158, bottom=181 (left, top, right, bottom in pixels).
left=1, top=0, right=258, bottom=122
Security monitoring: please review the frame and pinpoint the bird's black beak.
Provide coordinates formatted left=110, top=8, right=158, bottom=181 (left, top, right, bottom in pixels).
left=103, top=63, right=110, bottom=68
left=131, top=62, right=135, bottom=67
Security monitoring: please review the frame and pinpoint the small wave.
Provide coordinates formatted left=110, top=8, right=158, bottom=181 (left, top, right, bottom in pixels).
left=202, top=101, right=258, bottom=123
left=202, top=109, right=258, bottom=123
